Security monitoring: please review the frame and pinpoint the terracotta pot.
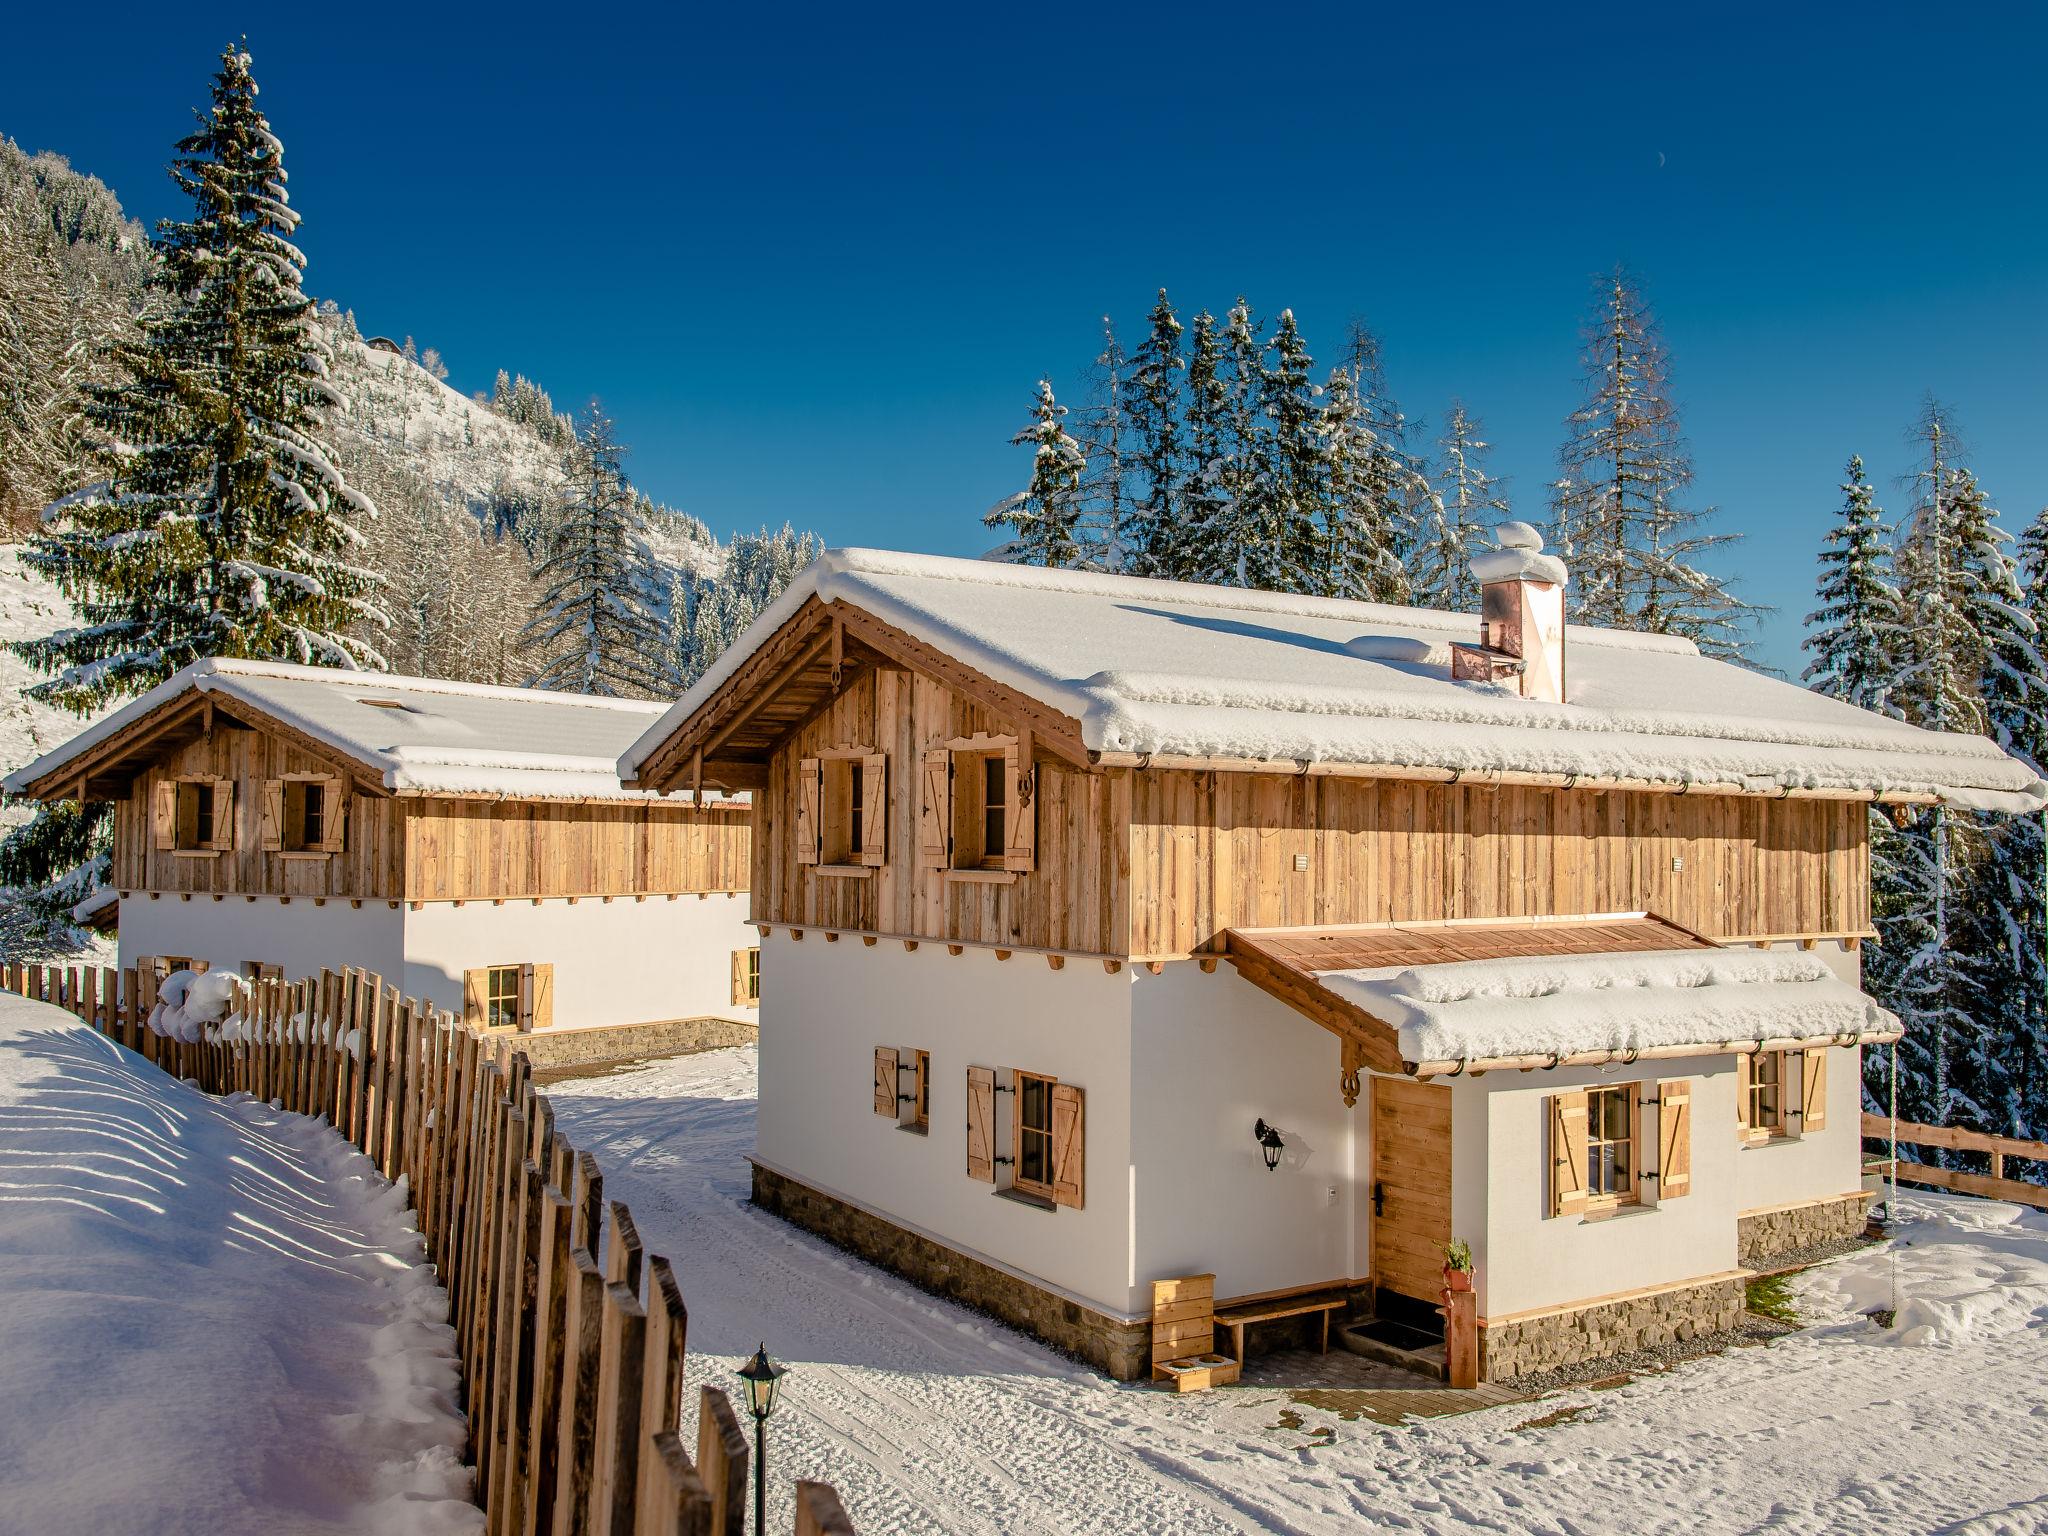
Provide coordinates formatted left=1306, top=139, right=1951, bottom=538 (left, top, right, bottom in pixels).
left=1442, top=1265, right=1474, bottom=1293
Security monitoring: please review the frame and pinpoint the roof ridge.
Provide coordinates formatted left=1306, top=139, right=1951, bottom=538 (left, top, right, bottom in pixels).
left=202, top=658, right=671, bottom=713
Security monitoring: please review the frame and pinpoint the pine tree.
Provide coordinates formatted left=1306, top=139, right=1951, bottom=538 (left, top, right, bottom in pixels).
left=1124, top=290, right=1186, bottom=578
left=1549, top=269, right=1755, bottom=655
left=1073, top=319, right=1130, bottom=570
left=986, top=379, right=1087, bottom=568
left=1259, top=309, right=1324, bottom=592
left=1316, top=366, right=1404, bottom=601
left=1179, top=310, right=1230, bottom=584
left=524, top=402, right=663, bottom=695
left=1802, top=456, right=1902, bottom=714
left=1338, top=322, right=1436, bottom=606
left=1423, top=401, right=1510, bottom=612
left=1209, top=297, right=1277, bottom=587
left=14, top=43, right=383, bottom=711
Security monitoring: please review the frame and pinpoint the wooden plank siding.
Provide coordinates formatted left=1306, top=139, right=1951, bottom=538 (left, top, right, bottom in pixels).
left=1127, top=770, right=1869, bottom=957
left=403, top=799, right=750, bottom=901
left=753, top=667, right=1127, bottom=954
left=111, top=725, right=405, bottom=900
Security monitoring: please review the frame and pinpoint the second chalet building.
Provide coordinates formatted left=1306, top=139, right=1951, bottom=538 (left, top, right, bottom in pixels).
left=5, top=661, right=758, bottom=1038
left=621, top=536, right=2045, bottom=1382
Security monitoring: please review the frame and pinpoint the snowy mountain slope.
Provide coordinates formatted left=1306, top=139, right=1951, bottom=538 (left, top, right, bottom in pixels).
left=0, top=548, right=112, bottom=834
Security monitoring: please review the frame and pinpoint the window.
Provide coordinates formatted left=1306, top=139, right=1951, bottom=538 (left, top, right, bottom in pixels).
left=262, top=776, right=342, bottom=854
left=1740, top=1049, right=1826, bottom=1141
left=1585, top=1085, right=1637, bottom=1207
left=919, top=736, right=1036, bottom=875
left=1014, top=1070, right=1055, bottom=1196
left=733, top=947, right=761, bottom=1007
left=966, top=1065, right=1083, bottom=1208
left=177, top=781, right=214, bottom=850
left=796, top=751, right=886, bottom=869
left=873, top=1046, right=931, bottom=1133
left=285, top=780, right=326, bottom=851
left=1746, top=1050, right=1788, bottom=1139
left=485, top=965, right=521, bottom=1030
left=157, top=776, right=231, bottom=852
left=911, top=1048, right=930, bottom=1133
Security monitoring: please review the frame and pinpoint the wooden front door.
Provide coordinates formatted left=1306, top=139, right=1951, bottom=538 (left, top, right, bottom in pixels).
left=1370, top=1078, right=1453, bottom=1305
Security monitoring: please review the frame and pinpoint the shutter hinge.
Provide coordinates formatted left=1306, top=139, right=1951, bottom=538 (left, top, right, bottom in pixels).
left=993, top=1082, right=1015, bottom=1096
left=993, top=1155, right=1014, bottom=1167
left=1637, top=1170, right=1659, bottom=1182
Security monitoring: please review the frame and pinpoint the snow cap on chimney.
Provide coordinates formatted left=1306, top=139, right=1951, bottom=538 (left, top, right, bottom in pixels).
left=1447, top=522, right=1570, bottom=703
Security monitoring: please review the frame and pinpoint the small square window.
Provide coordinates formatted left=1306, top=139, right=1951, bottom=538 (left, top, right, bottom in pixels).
left=485, top=965, right=521, bottom=1030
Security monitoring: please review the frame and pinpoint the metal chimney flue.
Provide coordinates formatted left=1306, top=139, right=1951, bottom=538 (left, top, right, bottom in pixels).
left=1449, top=522, right=1569, bottom=703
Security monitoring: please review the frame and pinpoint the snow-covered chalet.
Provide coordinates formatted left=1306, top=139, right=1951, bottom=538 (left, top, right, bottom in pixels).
left=619, top=536, right=2045, bottom=1383
left=5, top=660, right=759, bottom=1042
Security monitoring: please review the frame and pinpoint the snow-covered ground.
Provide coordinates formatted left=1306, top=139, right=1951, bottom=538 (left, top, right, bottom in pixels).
left=548, top=1045, right=2048, bottom=1536
left=0, top=544, right=104, bottom=834
left=0, top=991, right=481, bottom=1536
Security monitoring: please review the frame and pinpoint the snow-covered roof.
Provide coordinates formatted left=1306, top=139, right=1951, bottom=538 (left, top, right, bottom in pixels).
left=622, top=549, right=2046, bottom=811
left=5, top=659, right=744, bottom=804
left=1327, top=947, right=1899, bottom=1071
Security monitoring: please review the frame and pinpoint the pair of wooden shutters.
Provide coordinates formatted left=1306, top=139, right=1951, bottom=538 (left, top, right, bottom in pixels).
left=915, top=741, right=1036, bottom=872
left=794, top=754, right=887, bottom=867
left=257, top=777, right=346, bottom=853
left=1735, top=1049, right=1828, bottom=1137
left=964, top=1065, right=1083, bottom=1209
left=461, top=963, right=554, bottom=1031
left=152, top=778, right=234, bottom=851
left=1547, top=1079, right=1692, bottom=1217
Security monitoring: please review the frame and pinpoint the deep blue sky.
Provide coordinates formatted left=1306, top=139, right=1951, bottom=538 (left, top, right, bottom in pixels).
left=8, top=3, right=2047, bottom=674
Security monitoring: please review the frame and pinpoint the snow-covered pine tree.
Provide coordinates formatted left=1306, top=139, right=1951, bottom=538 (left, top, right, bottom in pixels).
left=1124, top=289, right=1187, bottom=579
left=1548, top=268, right=1755, bottom=656
left=1259, top=309, right=1324, bottom=593
left=1316, top=365, right=1404, bottom=602
left=1072, top=319, right=1131, bottom=570
left=1208, top=297, right=1277, bottom=587
left=1423, top=401, right=1510, bottom=613
left=1802, top=456, right=1902, bottom=715
left=1965, top=504, right=2048, bottom=1145
left=1337, top=321, right=1436, bottom=606
left=14, top=43, right=383, bottom=711
left=523, top=401, right=664, bottom=695
left=986, top=379, right=1087, bottom=568
left=1180, top=310, right=1231, bottom=585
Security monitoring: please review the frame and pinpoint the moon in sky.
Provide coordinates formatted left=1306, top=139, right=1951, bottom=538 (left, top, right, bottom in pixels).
left=1658, top=151, right=1667, bottom=168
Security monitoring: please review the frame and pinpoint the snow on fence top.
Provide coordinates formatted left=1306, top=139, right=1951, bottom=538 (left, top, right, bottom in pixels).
left=5, top=658, right=742, bottom=803
left=1326, top=946, right=1899, bottom=1067
left=623, top=548, right=2047, bottom=811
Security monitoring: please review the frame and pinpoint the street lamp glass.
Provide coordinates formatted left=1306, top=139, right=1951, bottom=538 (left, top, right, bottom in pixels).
left=738, top=1343, right=786, bottom=1420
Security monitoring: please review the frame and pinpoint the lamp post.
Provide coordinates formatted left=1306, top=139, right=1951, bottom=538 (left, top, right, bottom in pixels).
left=736, top=1342, right=786, bottom=1536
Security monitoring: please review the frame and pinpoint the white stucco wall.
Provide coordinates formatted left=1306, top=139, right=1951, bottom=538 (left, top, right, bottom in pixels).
left=118, top=893, right=405, bottom=986
left=1128, top=964, right=1366, bottom=1311
left=754, top=934, right=1138, bottom=1317
left=401, top=892, right=757, bottom=1029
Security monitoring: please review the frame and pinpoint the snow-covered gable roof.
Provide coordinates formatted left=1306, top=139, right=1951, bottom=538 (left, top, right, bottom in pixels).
left=622, top=548, right=2046, bottom=812
left=5, top=659, right=741, bottom=804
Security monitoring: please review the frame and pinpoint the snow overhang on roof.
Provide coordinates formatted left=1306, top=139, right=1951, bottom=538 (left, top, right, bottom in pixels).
left=619, top=548, right=2047, bottom=812
left=1223, top=914, right=1902, bottom=1079
left=5, top=659, right=747, bottom=805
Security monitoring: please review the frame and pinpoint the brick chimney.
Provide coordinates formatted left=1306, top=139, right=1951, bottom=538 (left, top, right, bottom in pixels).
left=1449, top=522, right=1569, bottom=703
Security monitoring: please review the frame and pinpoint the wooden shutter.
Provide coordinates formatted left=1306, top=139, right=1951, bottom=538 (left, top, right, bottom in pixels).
left=1051, top=1082, right=1085, bottom=1209
left=259, top=780, right=284, bottom=851
left=1801, top=1047, right=1828, bottom=1132
left=966, top=1065, right=995, bottom=1181
left=463, top=968, right=486, bottom=1027
left=209, top=779, right=235, bottom=850
left=319, top=780, right=347, bottom=852
left=1657, top=1078, right=1692, bottom=1199
left=152, top=781, right=176, bottom=850
left=517, top=962, right=536, bottom=1031
left=1734, top=1052, right=1753, bottom=1139
left=529, top=963, right=554, bottom=1030
left=1001, top=740, right=1036, bottom=873
left=873, top=1047, right=899, bottom=1117
left=794, top=757, right=822, bottom=865
left=1548, top=1089, right=1589, bottom=1218
left=731, top=950, right=747, bottom=1006
left=919, top=748, right=951, bottom=868
left=859, top=752, right=888, bottom=866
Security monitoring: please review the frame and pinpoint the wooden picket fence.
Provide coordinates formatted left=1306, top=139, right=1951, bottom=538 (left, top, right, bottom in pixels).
left=1, top=959, right=857, bottom=1536
left=1863, top=1110, right=2048, bottom=1211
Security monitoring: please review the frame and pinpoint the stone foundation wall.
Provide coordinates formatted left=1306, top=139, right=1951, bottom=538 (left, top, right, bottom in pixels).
left=500, top=1015, right=758, bottom=1071
left=1480, top=1272, right=1747, bottom=1382
left=1737, top=1191, right=1872, bottom=1267
left=751, top=1162, right=1150, bottom=1380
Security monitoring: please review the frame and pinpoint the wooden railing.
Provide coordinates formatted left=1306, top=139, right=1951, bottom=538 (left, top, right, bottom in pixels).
left=0, top=960, right=858, bottom=1536
left=1862, top=1110, right=2048, bottom=1212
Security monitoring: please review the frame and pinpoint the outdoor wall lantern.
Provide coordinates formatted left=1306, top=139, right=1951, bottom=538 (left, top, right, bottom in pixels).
left=737, top=1342, right=787, bottom=1535
left=1254, top=1118, right=1285, bottom=1171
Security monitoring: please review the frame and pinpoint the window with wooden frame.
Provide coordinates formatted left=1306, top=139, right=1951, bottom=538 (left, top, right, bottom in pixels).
left=260, top=775, right=346, bottom=855
left=732, top=947, right=761, bottom=1007
left=1549, top=1078, right=1692, bottom=1217
left=795, top=748, right=887, bottom=871
left=918, top=733, right=1036, bottom=875
left=463, top=962, right=554, bottom=1031
left=965, top=1064, right=1083, bottom=1208
left=871, top=1046, right=932, bottom=1134
left=1737, top=1049, right=1827, bottom=1142
left=154, top=776, right=233, bottom=853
